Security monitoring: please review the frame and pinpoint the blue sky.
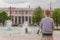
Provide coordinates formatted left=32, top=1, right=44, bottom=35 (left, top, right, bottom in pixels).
left=0, top=0, right=60, bottom=9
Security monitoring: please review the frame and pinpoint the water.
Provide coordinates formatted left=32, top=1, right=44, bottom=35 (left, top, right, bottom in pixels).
left=23, top=21, right=29, bottom=28
left=6, top=20, right=12, bottom=30
left=0, top=20, right=40, bottom=34
left=0, top=27, right=40, bottom=34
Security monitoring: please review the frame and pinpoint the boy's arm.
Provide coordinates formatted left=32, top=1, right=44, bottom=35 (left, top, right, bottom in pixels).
left=37, top=21, right=43, bottom=34
left=52, top=20, right=54, bottom=30
left=39, top=20, right=43, bottom=30
left=52, top=21, right=54, bottom=29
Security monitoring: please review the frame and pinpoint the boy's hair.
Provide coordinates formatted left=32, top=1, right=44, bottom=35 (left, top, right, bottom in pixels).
left=44, top=9, right=51, bottom=16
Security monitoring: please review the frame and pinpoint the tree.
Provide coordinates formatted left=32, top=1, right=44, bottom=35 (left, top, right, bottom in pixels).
left=32, top=7, right=43, bottom=25
left=52, top=8, right=60, bottom=29
left=0, top=11, right=10, bottom=26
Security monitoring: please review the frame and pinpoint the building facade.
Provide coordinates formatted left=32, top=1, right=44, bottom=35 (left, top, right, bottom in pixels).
left=0, top=7, right=34, bottom=26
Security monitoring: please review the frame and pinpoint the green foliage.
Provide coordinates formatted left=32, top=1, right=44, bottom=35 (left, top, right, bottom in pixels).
left=0, top=11, right=10, bottom=25
left=7, top=16, right=11, bottom=20
left=52, top=8, right=60, bottom=28
left=32, top=7, right=43, bottom=24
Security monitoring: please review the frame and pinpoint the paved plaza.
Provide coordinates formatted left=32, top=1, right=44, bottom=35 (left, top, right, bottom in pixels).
left=0, top=31, right=59, bottom=40
left=0, top=26, right=59, bottom=40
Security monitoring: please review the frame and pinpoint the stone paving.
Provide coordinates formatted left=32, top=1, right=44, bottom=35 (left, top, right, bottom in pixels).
left=0, top=27, right=59, bottom=40
left=0, top=31, right=59, bottom=40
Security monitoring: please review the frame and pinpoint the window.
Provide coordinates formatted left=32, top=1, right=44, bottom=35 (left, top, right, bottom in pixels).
left=15, top=10, right=17, bottom=14
left=19, top=11, right=21, bottom=14
left=26, top=11, right=28, bottom=14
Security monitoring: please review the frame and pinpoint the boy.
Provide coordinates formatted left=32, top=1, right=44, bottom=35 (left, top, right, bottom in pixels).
left=40, top=10, right=54, bottom=35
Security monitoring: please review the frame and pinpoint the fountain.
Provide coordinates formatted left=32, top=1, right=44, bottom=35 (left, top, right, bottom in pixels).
left=0, top=20, right=39, bottom=34
left=2, top=20, right=21, bottom=34
left=6, top=20, right=12, bottom=30
left=23, top=21, right=29, bottom=28
left=23, top=21, right=29, bottom=33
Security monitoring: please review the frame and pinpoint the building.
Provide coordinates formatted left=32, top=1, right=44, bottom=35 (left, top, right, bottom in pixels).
left=0, top=7, right=34, bottom=26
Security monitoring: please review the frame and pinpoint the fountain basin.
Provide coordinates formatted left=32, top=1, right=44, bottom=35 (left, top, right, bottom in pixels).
left=0, top=27, right=25, bottom=34
left=0, top=27, right=40, bottom=34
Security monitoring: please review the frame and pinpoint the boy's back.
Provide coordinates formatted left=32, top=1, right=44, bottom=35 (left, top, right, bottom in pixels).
left=40, top=17, right=54, bottom=34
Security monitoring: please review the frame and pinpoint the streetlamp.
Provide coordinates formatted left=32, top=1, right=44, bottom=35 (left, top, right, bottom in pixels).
left=49, top=0, right=56, bottom=13
left=10, top=6, right=12, bottom=19
left=50, top=0, right=52, bottom=11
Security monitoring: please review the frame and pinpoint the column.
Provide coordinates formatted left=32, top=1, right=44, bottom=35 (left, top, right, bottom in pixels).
left=28, top=16, right=29, bottom=24
left=24, top=16, right=25, bottom=22
left=14, top=16, right=15, bottom=24
left=24, top=11, right=25, bottom=22
left=31, top=17, right=33, bottom=24
left=11, top=16, right=13, bottom=24
left=21, top=16, right=22, bottom=24
left=17, top=16, right=19, bottom=25
left=28, top=11, right=30, bottom=24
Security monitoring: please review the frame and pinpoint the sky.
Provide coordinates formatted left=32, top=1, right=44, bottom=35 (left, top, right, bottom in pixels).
left=0, top=0, right=60, bottom=9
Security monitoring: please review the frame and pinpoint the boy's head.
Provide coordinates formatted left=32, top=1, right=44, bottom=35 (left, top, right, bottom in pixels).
left=44, top=9, right=51, bottom=17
